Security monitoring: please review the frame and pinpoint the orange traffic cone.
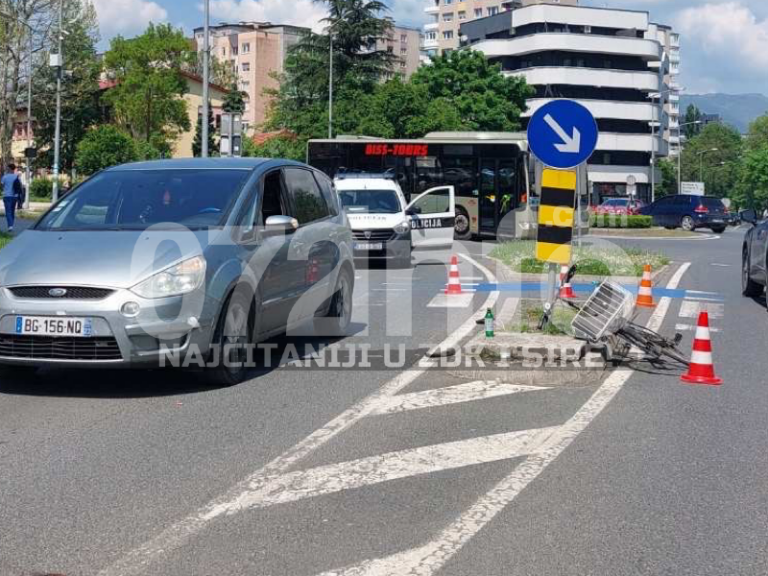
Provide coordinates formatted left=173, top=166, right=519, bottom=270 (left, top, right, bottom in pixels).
left=681, top=311, right=722, bottom=386
left=636, top=264, right=656, bottom=308
left=445, top=255, right=463, bottom=295
left=559, top=265, right=577, bottom=299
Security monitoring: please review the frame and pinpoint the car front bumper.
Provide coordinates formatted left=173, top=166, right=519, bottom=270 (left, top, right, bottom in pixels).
left=352, top=233, right=412, bottom=261
left=0, top=286, right=217, bottom=368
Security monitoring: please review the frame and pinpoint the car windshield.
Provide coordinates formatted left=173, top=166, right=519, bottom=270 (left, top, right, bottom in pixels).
left=339, top=189, right=402, bottom=214
left=35, top=169, right=251, bottom=232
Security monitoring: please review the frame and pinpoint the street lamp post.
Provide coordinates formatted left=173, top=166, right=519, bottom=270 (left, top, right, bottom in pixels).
left=327, top=19, right=342, bottom=140
left=201, top=0, right=210, bottom=157
left=698, top=147, right=719, bottom=184
left=51, top=0, right=63, bottom=203
left=677, top=120, right=703, bottom=195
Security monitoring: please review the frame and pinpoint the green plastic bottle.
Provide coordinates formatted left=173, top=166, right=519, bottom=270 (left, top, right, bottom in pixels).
left=485, top=308, right=495, bottom=338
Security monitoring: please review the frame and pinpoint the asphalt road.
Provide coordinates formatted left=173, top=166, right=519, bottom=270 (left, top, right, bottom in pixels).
left=2, top=227, right=767, bottom=576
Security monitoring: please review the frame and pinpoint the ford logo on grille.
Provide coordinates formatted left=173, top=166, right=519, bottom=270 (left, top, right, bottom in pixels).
left=48, top=288, right=68, bottom=298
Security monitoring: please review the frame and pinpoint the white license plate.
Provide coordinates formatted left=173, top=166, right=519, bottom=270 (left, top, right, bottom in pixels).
left=354, top=242, right=383, bottom=251
left=15, top=316, right=93, bottom=337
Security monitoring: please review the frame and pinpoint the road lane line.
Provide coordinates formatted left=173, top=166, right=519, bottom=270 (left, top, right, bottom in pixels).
left=675, top=323, right=720, bottom=333
left=427, top=293, right=474, bottom=309
left=218, top=427, right=558, bottom=512
left=317, top=262, right=691, bottom=576
left=679, top=300, right=723, bottom=319
left=98, top=254, right=499, bottom=576
left=370, top=381, right=551, bottom=415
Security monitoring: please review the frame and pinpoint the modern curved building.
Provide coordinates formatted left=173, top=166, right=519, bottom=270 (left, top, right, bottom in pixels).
left=427, top=0, right=680, bottom=203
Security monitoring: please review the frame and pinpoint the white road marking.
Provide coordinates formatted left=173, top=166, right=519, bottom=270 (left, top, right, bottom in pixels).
left=684, top=296, right=723, bottom=303
left=98, top=253, right=500, bottom=576
left=711, top=263, right=731, bottom=267
left=317, top=372, right=632, bottom=576
left=675, top=323, right=720, bottom=333
left=686, top=290, right=721, bottom=296
left=370, top=381, right=551, bottom=415
left=679, top=300, right=724, bottom=319
left=217, top=427, right=558, bottom=512
left=316, top=263, right=690, bottom=576
left=427, top=293, right=474, bottom=308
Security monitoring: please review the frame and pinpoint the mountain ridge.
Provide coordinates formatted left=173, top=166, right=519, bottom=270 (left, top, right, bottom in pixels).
left=680, top=93, right=768, bottom=133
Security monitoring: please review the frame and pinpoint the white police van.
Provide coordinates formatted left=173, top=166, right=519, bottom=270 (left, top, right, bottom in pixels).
left=335, top=173, right=455, bottom=268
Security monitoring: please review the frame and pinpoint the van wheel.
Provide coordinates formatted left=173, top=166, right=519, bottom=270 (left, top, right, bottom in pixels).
left=681, top=216, right=696, bottom=231
left=454, top=207, right=472, bottom=241
left=315, top=268, right=353, bottom=337
left=206, top=290, right=254, bottom=387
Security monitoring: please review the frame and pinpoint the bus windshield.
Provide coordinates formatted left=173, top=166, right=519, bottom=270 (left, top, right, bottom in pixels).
left=339, top=190, right=403, bottom=214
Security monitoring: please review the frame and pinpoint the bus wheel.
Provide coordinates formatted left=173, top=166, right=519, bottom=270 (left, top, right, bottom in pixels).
left=454, top=208, right=472, bottom=241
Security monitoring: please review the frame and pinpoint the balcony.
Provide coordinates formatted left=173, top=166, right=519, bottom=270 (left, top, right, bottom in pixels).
left=509, top=67, right=660, bottom=92
left=423, top=36, right=439, bottom=49
left=587, top=165, right=653, bottom=185
left=525, top=98, right=662, bottom=123
left=472, top=33, right=663, bottom=61
left=424, top=21, right=439, bottom=31
left=424, top=1, right=439, bottom=15
left=597, top=133, right=668, bottom=155
left=511, top=4, right=650, bottom=31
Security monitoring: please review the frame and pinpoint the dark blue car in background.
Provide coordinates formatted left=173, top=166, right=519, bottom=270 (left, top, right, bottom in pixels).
left=639, top=194, right=728, bottom=233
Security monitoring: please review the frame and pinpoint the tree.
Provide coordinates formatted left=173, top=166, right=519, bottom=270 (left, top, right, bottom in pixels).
left=33, top=0, right=103, bottom=173
left=75, top=125, right=138, bottom=174
left=192, top=101, right=217, bottom=157
left=683, top=104, right=703, bottom=140
left=680, top=123, right=742, bottom=198
left=102, top=23, right=191, bottom=155
left=265, top=0, right=396, bottom=137
left=745, top=114, right=768, bottom=152
left=222, top=83, right=246, bottom=115
left=0, top=0, right=68, bottom=167
left=353, top=77, right=464, bottom=138
left=410, top=50, right=534, bottom=132
left=735, top=148, right=768, bottom=210
left=242, top=134, right=305, bottom=162
left=656, top=158, right=678, bottom=198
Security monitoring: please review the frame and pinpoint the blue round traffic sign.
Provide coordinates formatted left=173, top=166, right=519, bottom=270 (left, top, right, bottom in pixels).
left=527, top=100, right=599, bottom=170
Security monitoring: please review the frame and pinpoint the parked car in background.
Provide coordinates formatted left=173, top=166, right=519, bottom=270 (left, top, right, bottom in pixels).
left=0, top=159, right=355, bottom=386
left=639, top=195, right=728, bottom=233
left=593, top=197, right=645, bottom=216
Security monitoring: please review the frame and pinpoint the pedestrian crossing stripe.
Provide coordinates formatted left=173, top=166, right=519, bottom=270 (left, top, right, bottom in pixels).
left=536, top=168, right=577, bottom=265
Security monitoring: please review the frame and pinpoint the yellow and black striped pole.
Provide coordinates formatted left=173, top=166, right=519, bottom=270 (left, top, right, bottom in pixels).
left=536, top=168, right=577, bottom=265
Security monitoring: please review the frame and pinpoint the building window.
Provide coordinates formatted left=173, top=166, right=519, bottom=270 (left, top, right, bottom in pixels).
left=443, top=30, right=454, bottom=40
left=425, top=31, right=437, bottom=41
left=221, top=47, right=226, bottom=56
left=443, top=12, right=453, bottom=22
left=474, top=8, right=482, bottom=17
left=444, top=0, right=452, bottom=4
left=231, top=46, right=238, bottom=56
left=458, top=11, right=466, bottom=20
left=487, top=6, right=499, bottom=16
left=242, top=62, right=250, bottom=72
left=241, top=42, right=250, bottom=54
left=401, top=47, right=407, bottom=55
left=400, top=34, right=408, bottom=42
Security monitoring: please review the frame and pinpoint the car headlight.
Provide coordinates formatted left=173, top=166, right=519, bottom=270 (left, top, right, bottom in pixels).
left=394, top=220, right=411, bottom=235
left=131, top=256, right=207, bottom=299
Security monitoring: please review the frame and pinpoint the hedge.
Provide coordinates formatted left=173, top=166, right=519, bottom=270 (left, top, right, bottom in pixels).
left=590, top=214, right=653, bottom=229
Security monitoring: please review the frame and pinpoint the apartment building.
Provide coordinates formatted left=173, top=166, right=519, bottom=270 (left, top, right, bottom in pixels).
left=423, top=0, right=577, bottom=56
left=460, top=2, right=679, bottom=202
left=377, top=25, right=423, bottom=80
left=194, top=22, right=307, bottom=132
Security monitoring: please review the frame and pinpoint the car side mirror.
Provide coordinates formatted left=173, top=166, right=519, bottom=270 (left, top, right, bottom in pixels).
left=740, top=209, right=758, bottom=225
left=264, top=215, right=299, bottom=235
left=406, top=207, right=421, bottom=216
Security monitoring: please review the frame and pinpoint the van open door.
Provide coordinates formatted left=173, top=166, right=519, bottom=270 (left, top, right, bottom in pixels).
left=406, top=186, right=456, bottom=249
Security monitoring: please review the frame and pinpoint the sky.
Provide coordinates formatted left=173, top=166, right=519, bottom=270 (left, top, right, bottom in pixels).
left=90, top=0, right=768, bottom=96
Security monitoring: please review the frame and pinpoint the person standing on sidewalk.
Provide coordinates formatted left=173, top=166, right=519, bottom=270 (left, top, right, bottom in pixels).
left=1, top=163, right=21, bottom=232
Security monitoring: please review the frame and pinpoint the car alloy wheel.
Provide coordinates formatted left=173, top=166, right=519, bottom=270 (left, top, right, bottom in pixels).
left=681, top=216, right=695, bottom=232
left=319, top=269, right=353, bottom=337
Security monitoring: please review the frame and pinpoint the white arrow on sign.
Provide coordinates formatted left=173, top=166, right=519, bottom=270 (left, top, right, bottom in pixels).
left=544, top=114, right=581, bottom=154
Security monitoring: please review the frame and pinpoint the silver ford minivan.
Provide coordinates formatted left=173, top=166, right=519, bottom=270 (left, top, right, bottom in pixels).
left=0, top=159, right=355, bottom=385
